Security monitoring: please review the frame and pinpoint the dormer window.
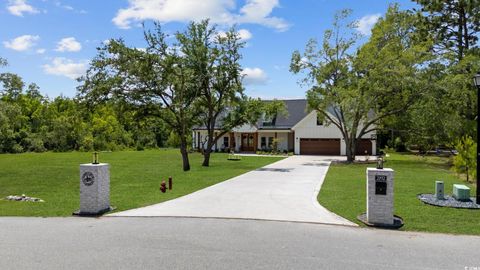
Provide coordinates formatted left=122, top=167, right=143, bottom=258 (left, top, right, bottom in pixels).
left=316, top=113, right=323, bottom=126
left=262, top=113, right=277, bottom=126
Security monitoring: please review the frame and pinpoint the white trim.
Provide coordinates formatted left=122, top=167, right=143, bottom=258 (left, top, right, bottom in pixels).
left=257, top=130, right=292, bottom=133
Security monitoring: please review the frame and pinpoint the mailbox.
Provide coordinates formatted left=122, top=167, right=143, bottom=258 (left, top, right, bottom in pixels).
left=366, top=168, right=394, bottom=225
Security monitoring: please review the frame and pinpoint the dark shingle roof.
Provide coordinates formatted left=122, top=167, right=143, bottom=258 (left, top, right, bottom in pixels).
left=193, top=99, right=310, bottom=130
left=257, top=99, right=308, bottom=130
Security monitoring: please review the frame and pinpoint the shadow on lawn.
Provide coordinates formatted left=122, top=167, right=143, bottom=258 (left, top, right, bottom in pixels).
left=389, top=153, right=452, bottom=171
left=302, top=162, right=330, bottom=167
left=256, top=168, right=294, bottom=172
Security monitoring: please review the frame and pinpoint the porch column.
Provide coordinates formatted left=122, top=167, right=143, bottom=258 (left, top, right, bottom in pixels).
left=229, top=132, right=235, bottom=151
left=254, top=133, right=258, bottom=152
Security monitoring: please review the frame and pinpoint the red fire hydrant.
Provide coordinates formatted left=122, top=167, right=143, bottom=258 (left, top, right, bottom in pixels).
left=160, top=180, right=167, bottom=193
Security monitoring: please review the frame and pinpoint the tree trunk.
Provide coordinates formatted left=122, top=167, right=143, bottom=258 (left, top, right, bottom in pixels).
left=345, top=137, right=356, bottom=163
left=179, top=137, right=190, bottom=171
left=202, top=129, right=214, bottom=167
left=202, top=150, right=211, bottom=167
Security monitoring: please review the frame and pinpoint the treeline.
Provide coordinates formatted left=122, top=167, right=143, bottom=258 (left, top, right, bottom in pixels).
left=0, top=66, right=171, bottom=153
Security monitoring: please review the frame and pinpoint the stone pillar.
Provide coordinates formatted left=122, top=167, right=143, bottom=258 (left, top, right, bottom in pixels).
left=366, top=168, right=394, bottom=225
left=79, top=163, right=110, bottom=215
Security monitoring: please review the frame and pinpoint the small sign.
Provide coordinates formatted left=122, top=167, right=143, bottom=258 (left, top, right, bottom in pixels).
left=375, top=175, right=387, bottom=182
left=82, top=172, right=95, bottom=186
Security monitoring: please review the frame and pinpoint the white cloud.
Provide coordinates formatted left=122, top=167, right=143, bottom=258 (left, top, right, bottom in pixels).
left=7, top=0, right=38, bottom=16
left=112, top=0, right=289, bottom=32
left=42, top=57, right=87, bottom=79
left=3, top=35, right=39, bottom=51
left=55, top=37, right=82, bottom=52
left=236, top=0, right=289, bottom=31
left=237, top=29, right=252, bottom=41
left=217, top=28, right=252, bottom=41
left=356, top=14, right=381, bottom=35
left=36, top=48, right=46, bottom=54
left=241, top=67, right=268, bottom=85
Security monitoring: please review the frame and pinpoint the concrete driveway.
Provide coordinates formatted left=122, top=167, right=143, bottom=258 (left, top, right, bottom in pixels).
left=110, top=156, right=356, bottom=226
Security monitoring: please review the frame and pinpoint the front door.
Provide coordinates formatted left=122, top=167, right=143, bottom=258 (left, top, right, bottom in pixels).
left=241, top=133, right=255, bottom=152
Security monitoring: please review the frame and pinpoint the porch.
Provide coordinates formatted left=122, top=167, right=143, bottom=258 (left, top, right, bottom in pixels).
left=192, top=130, right=294, bottom=153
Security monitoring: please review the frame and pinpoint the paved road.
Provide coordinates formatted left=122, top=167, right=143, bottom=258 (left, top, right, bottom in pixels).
left=1, top=217, right=479, bottom=270
left=110, top=156, right=355, bottom=226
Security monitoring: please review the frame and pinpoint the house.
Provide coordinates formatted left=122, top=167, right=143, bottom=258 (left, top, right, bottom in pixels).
left=192, top=99, right=376, bottom=155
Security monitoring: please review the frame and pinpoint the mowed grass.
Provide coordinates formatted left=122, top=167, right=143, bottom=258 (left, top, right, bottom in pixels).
left=319, top=153, right=480, bottom=235
left=0, top=149, right=283, bottom=216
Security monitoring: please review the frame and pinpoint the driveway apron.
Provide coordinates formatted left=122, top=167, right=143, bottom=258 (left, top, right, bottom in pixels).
left=109, top=156, right=356, bottom=226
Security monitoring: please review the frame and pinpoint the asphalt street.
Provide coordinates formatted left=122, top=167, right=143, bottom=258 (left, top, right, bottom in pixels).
left=1, top=217, right=479, bottom=269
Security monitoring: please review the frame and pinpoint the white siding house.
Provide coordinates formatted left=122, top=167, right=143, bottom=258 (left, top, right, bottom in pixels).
left=193, top=99, right=376, bottom=156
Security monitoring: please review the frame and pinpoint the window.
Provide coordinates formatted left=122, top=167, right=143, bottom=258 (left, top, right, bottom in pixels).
left=223, top=137, right=229, bottom=147
left=261, top=137, right=266, bottom=148
left=262, top=113, right=277, bottom=126
left=316, top=113, right=323, bottom=126
left=268, top=137, right=274, bottom=148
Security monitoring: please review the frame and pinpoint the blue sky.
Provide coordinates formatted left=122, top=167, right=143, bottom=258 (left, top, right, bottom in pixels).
left=0, top=0, right=417, bottom=99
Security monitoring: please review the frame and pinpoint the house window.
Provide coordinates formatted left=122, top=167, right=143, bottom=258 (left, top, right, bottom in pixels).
left=316, top=113, right=323, bottom=126
left=223, top=137, right=229, bottom=148
left=261, top=137, right=266, bottom=148
left=268, top=137, right=274, bottom=148
left=262, top=113, right=276, bottom=126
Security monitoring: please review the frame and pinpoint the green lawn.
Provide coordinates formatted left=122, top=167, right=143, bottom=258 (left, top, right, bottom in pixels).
left=319, top=153, right=479, bottom=235
left=0, top=149, right=283, bottom=216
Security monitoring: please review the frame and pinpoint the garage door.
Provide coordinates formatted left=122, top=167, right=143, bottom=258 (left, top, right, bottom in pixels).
left=356, top=139, right=372, bottom=155
left=300, top=139, right=340, bottom=155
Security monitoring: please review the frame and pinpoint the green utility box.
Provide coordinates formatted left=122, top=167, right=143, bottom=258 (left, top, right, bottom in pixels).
left=453, top=184, right=470, bottom=201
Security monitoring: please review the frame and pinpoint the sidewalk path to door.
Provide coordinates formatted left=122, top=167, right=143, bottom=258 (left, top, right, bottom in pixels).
left=109, top=155, right=356, bottom=226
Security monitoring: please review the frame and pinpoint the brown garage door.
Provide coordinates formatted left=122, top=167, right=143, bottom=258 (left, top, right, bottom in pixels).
left=356, top=139, right=372, bottom=155
left=300, top=139, right=340, bottom=155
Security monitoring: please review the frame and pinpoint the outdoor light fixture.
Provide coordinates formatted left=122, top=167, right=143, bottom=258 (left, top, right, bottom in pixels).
left=474, top=73, right=480, bottom=204
left=474, top=73, right=480, bottom=88
left=92, top=152, right=99, bottom=164
left=376, top=157, right=384, bottom=170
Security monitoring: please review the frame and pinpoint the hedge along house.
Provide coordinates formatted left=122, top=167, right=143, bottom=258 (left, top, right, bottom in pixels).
left=192, top=99, right=376, bottom=156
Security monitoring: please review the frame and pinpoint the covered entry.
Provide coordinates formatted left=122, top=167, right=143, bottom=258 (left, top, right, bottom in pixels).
left=241, top=133, right=256, bottom=152
left=299, top=138, right=340, bottom=155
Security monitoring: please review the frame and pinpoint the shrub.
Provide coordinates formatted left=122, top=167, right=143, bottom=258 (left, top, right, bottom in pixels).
left=11, top=143, right=23, bottom=153
left=29, top=137, right=46, bottom=152
left=394, top=137, right=407, bottom=152
left=452, top=136, right=476, bottom=182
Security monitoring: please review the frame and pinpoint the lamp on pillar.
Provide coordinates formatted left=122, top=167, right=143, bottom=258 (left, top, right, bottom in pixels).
left=473, top=72, right=480, bottom=204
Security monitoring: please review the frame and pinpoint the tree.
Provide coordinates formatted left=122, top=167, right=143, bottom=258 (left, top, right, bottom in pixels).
left=413, top=0, right=480, bottom=61
left=291, top=7, right=431, bottom=161
left=174, top=20, right=260, bottom=166
left=453, top=136, right=477, bottom=182
left=388, top=1, right=480, bottom=151
left=79, top=23, right=202, bottom=171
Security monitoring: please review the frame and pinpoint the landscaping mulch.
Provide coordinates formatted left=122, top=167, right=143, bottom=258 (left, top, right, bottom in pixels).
left=417, top=194, right=480, bottom=209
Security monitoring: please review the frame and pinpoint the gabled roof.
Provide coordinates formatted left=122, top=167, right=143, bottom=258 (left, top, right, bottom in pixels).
left=257, top=99, right=308, bottom=130
left=193, top=99, right=310, bottom=130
